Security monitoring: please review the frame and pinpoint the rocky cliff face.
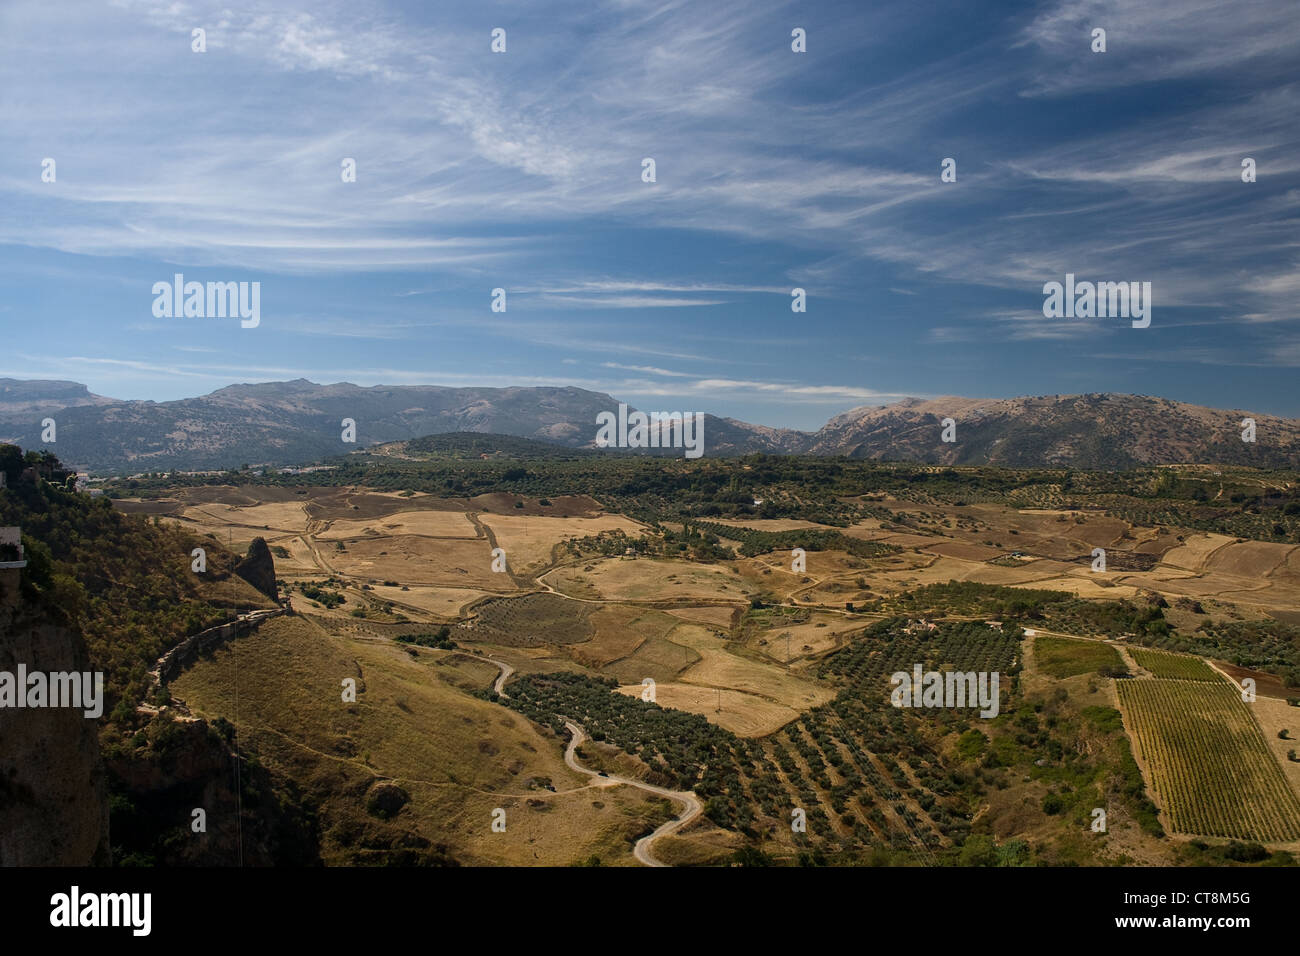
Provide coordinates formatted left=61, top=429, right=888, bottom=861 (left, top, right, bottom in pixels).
left=0, top=605, right=110, bottom=865
left=234, top=537, right=277, bottom=600
left=105, top=713, right=318, bottom=866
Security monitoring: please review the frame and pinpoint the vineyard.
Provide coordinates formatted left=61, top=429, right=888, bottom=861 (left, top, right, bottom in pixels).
left=1128, top=647, right=1219, bottom=681
left=1116, top=679, right=1300, bottom=842
left=452, top=592, right=596, bottom=647
left=1141, top=619, right=1300, bottom=685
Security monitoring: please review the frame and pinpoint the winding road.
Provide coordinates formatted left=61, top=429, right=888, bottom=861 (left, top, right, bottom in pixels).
left=562, top=720, right=702, bottom=867
left=487, top=657, right=515, bottom=697
left=484, top=656, right=700, bottom=866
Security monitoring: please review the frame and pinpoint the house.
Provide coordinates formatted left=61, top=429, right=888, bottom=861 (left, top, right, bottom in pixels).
left=0, top=527, right=25, bottom=566
left=0, top=526, right=27, bottom=606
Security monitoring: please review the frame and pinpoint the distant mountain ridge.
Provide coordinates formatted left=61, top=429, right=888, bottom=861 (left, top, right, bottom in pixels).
left=0, top=378, right=1296, bottom=472
left=0, top=378, right=117, bottom=418
left=803, top=394, right=1300, bottom=469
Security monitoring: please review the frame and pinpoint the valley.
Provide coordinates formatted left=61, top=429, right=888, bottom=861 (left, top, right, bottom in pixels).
left=105, top=452, right=1300, bottom=866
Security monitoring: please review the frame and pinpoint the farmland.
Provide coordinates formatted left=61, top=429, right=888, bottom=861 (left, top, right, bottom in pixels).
left=1128, top=647, right=1219, bottom=681
left=101, top=451, right=1300, bottom=866
left=1033, top=635, right=1126, bottom=679
left=1116, top=679, right=1300, bottom=842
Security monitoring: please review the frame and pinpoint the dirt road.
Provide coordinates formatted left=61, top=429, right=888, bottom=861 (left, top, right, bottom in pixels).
left=561, top=720, right=702, bottom=867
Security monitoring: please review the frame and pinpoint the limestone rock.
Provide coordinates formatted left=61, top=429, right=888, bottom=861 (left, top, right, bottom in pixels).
left=234, top=537, right=277, bottom=600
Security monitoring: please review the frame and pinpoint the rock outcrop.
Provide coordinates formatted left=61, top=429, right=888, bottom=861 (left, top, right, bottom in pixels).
left=234, top=537, right=277, bottom=600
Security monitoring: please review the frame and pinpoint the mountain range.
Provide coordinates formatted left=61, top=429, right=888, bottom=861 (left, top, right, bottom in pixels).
left=1, top=378, right=1296, bottom=473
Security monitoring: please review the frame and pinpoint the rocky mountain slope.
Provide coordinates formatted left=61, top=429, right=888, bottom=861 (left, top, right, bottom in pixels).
left=1, top=379, right=1296, bottom=471
left=805, top=394, right=1300, bottom=469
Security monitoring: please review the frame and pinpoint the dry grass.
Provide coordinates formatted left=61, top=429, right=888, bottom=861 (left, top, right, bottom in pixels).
left=314, top=510, right=479, bottom=540
left=665, top=605, right=739, bottom=629
left=617, top=681, right=805, bottom=737
left=1159, top=533, right=1238, bottom=571
left=478, top=512, right=646, bottom=570
left=170, top=613, right=656, bottom=865
left=567, top=605, right=679, bottom=670
left=364, top=584, right=496, bottom=619
left=330, top=536, right=510, bottom=589
left=543, top=556, right=751, bottom=603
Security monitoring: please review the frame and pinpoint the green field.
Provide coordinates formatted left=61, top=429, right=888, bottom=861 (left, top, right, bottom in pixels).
left=1034, top=635, right=1124, bottom=678
left=1117, top=680, right=1300, bottom=842
left=1129, top=647, right=1220, bottom=682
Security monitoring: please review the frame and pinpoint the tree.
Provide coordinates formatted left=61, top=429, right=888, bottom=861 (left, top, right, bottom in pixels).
left=732, top=845, right=773, bottom=867
left=959, top=834, right=998, bottom=867
left=0, top=443, right=22, bottom=484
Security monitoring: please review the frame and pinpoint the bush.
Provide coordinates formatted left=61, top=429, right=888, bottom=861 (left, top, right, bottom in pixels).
left=1223, top=841, right=1269, bottom=863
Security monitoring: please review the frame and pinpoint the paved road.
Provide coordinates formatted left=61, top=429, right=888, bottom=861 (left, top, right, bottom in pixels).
left=562, top=720, right=702, bottom=867
left=488, top=657, right=515, bottom=697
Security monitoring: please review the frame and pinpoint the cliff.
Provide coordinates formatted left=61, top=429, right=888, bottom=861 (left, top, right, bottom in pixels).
left=0, top=604, right=110, bottom=865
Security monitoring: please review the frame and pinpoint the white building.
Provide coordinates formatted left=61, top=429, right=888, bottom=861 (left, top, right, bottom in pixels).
left=0, top=527, right=25, bottom=568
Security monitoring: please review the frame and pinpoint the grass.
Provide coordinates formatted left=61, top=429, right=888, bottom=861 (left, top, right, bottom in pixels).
left=1034, top=635, right=1124, bottom=678
left=170, top=614, right=655, bottom=865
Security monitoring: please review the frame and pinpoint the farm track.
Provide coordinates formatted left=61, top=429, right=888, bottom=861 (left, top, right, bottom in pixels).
left=561, top=720, right=702, bottom=867
left=486, top=655, right=701, bottom=865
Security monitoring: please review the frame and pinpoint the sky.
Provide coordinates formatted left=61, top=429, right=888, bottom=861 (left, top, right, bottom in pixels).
left=1, top=0, right=1298, bottom=431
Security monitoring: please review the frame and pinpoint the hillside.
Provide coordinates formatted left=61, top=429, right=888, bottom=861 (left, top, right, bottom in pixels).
left=809, top=394, right=1300, bottom=469
left=2, top=378, right=1297, bottom=472
left=0, top=445, right=303, bottom=865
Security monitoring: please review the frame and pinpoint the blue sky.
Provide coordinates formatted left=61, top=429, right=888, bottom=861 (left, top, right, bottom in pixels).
left=1, top=0, right=1298, bottom=430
